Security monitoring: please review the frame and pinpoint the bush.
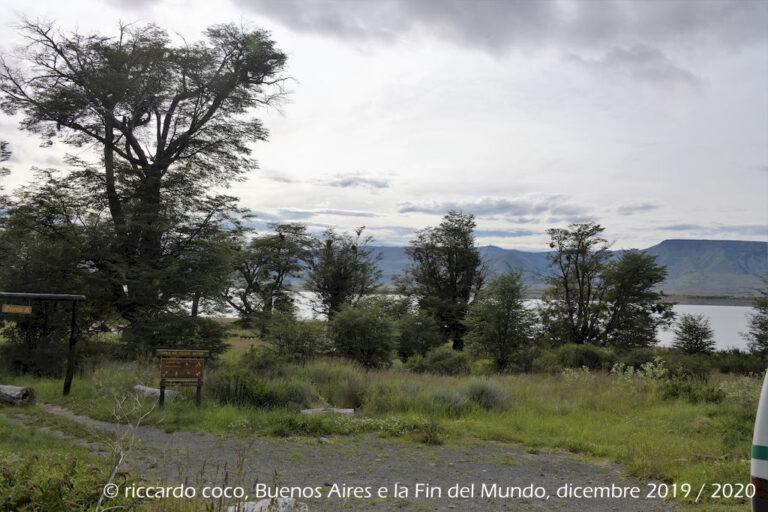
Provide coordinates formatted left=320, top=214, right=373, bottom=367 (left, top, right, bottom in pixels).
left=531, top=351, right=562, bottom=373
left=660, top=379, right=725, bottom=404
left=0, top=455, right=116, bottom=511
left=329, top=303, right=395, bottom=368
left=0, top=338, right=67, bottom=377
left=470, top=358, right=496, bottom=376
left=429, top=388, right=471, bottom=415
left=207, top=366, right=313, bottom=408
left=405, top=344, right=471, bottom=375
left=267, top=314, right=327, bottom=363
left=715, top=349, right=765, bottom=375
left=465, top=379, right=510, bottom=410
left=396, top=311, right=443, bottom=361
left=663, top=351, right=714, bottom=381
left=555, top=343, right=615, bottom=370
left=617, top=347, right=659, bottom=370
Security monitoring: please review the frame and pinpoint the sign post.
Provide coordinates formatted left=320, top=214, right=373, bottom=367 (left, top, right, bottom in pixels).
left=0, top=292, right=86, bottom=396
left=156, top=349, right=209, bottom=408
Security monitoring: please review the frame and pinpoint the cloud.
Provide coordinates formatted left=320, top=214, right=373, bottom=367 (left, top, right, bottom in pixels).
left=475, top=229, right=537, bottom=238
left=617, top=201, right=659, bottom=216
left=569, top=45, right=701, bottom=88
left=657, top=224, right=768, bottom=237
left=251, top=208, right=380, bottom=221
left=237, top=0, right=768, bottom=55
left=260, top=171, right=298, bottom=184
left=397, top=194, right=590, bottom=221
left=324, top=173, right=389, bottom=189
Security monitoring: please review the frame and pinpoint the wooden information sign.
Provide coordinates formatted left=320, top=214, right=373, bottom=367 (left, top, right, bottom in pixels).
left=156, top=349, right=209, bottom=408
left=2, top=304, right=32, bottom=315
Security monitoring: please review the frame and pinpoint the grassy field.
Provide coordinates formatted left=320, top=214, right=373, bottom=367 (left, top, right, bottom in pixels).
left=1, top=357, right=760, bottom=510
left=0, top=325, right=761, bottom=510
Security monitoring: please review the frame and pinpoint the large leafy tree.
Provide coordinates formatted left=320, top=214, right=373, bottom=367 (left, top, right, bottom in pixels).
left=465, top=269, right=536, bottom=371
left=224, top=223, right=312, bottom=328
left=601, top=250, right=674, bottom=347
left=541, top=223, right=672, bottom=347
left=306, top=227, right=382, bottom=319
left=397, top=211, right=486, bottom=350
left=0, top=21, right=287, bottom=323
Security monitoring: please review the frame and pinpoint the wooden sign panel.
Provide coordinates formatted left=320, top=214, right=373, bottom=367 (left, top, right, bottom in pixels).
left=2, top=304, right=32, bottom=315
left=160, top=358, right=205, bottom=379
left=156, top=348, right=209, bottom=408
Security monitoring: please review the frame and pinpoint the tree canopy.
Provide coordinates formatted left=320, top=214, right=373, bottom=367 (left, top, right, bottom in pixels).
left=0, top=21, right=287, bottom=325
left=541, top=223, right=672, bottom=347
left=397, top=211, right=486, bottom=350
left=305, top=227, right=382, bottom=319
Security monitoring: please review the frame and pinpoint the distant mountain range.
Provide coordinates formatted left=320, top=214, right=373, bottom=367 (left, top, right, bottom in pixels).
left=371, top=239, right=768, bottom=296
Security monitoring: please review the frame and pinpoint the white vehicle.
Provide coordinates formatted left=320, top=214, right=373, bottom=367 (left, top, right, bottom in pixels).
left=752, top=372, right=768, bottom=511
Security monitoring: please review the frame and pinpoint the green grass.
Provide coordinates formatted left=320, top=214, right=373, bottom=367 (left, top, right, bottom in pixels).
left=0, top=355, right=759, bottom=510
left=0, top=403, right=126, bottom=511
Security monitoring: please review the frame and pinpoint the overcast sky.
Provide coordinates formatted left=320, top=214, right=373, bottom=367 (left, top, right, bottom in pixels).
left=0, top=0, right=766, bottom=250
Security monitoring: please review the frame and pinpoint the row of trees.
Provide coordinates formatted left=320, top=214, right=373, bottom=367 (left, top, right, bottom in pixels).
left=1, top=21, right=766, bottom=370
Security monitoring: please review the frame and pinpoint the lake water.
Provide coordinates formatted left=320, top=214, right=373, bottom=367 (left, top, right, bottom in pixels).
left=293, top=292, right=755, bottom=352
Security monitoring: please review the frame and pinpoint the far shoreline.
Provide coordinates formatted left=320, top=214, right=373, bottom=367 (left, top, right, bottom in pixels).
left=523, top=290, right=756, bottom=307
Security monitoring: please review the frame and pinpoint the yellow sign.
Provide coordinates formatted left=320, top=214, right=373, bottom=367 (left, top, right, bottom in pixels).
left=2, top=304, right=31, bottom=315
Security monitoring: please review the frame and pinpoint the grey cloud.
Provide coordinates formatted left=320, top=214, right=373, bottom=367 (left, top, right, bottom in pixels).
left=397, top=195, right=590, bottom=220
left=617, top=202, right=659, bottom=216
left=569, top=45, right=701, bottom=88
left=237, top=0, right=767, bottom=55
left=262, top=173, right=297, bottom=184
left=475, top=229, right=537, bottom=238
left=252, top=208, right=380, bottom=221
left=325, top=173, right=389, bottom=189
left=657, top=224, right=768, bottom=237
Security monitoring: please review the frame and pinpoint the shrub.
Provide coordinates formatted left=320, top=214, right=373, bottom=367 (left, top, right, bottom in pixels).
left=717, top=376, right=762, bottom=407
left=430, top=388, right=471, bottom=415
left=329, top=302, right=395, bottom=368
left=531, top=350, right=562, bottom=374
left=617, top=347, right=659, bottom=369
left=672, top=314, right=715, bottom=354
left=420, top=417, right=444, bottom=445
left=0, top=455, right=116, bottom=511
left=405, top=344, right=471, bottom=375
left=465, top=379, right=510, bottom=410
left=660, top=379, right=725, bottom=404
left=555, top=343, right=615, bottom=370
left=267, top=314, right=327, bottom=363
left=663, top=351, right=714, bottom=381
left=470, top=358, right=496, bottom=376
left=207, top=367, right=313, bottom=408
left=715, top=349, right=765, bottom=375
left=396, top=311, right=443, bottom=361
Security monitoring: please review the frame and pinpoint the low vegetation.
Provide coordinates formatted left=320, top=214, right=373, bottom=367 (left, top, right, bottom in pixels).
left=0, top=334, right=762, bottom=510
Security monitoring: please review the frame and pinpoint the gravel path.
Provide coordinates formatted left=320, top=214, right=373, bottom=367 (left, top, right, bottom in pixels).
left=20, top=404, right=676, bottom=511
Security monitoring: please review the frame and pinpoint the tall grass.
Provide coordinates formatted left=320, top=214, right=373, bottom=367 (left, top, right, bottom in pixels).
left=0, top=357, right=759, bottom=509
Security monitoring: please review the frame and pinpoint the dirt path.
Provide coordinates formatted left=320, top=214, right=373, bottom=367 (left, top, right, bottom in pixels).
left=15, top=404, right=676, bottom=511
